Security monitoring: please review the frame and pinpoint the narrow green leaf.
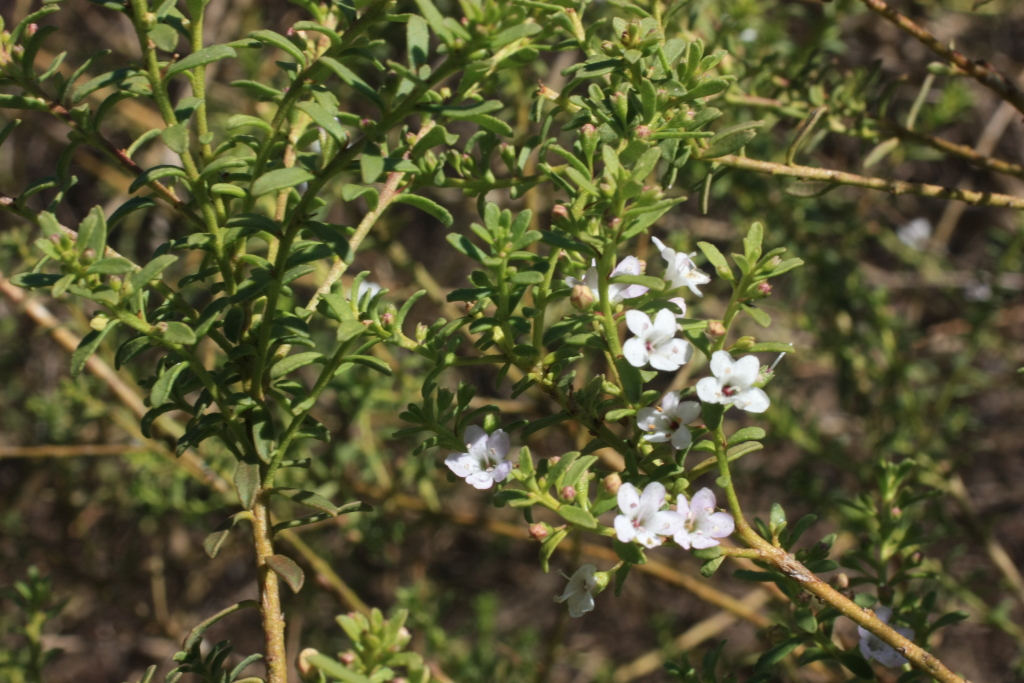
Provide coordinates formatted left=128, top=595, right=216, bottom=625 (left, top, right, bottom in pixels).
left=265, top=554, right=305, bottom=592
left=296, top=101, right=347, bottom=144
left=557, top=504, right=597, bottom=529
left=251, top=167, right=314, bottom=197
left=270, top=488, right=339, bottom=515
left=393, top=193, right=453, bottom=226
left=270, top=351, right=326, bottom=379
left=613, top=539, right=647, bottom=565
left=203, top=512, right=250, bottom=559
left=306, top=654, right=373, bottom=683
left=160, top=123, right=189, bottom=154
left=360, top=142, right=384, bottom=183
left=234, top=460, right=260, bottom=510
left=165, top=44, right=237, bottom=78
left=150, top=361, right=189, bottom=406
left=70, top=322, right=120, bottom=378
left=129, top=254, right=178, bottom=290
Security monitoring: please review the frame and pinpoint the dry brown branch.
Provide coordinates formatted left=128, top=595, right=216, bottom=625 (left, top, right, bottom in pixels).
left=858, top=0, right=1024, bottom=116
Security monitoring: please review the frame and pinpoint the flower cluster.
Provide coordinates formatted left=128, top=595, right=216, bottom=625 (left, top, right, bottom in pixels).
left=614, top=482, right=734, bottom=550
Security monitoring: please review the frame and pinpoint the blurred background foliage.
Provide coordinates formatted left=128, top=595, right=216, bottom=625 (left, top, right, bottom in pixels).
left=0, top=0, right=1022, bottom=681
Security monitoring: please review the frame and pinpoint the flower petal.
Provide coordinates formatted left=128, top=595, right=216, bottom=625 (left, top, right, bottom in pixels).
left=650, top=235, right=668, bottom=255
left=614, top=514, right=636, bottom=543
left=708, top=351, right=734, bottom=379
left=617, top=482, right=640, bottom=514
left=637, top=481, right=667, bottom=517
left=622, top=338, right=649, bottom=368
left=696, top=376, right=723, bottom=403
left=733, top=387, right=770, bottom=413
left=487, top=429, right=510, bottom=459
left=465, top=471, right=495, bottom=489
left=690, top=487, right=717, bottom=514
left=661, top=391, right=680, bottom=413
left=568, top=590, right=595, bottom=618
left=672, top=400, right=701, bottom=424
left=649, top=351, right=682, bottom=372
left=670, top=426, right=692, bottom=450
left=491, top=461, right=512, bottom=484
left=445, top=453, right=478, bottom=478
left=651, top=308, right=678, bottom=338
left=625, top=310, right=652, bottom=337
left=731, top=355, right=760, bottom=387
left=703, top=511, right=735, bottom=539
left=613, top=256, right=642, bottom=277
left=464, top=425, right=490, bottom=457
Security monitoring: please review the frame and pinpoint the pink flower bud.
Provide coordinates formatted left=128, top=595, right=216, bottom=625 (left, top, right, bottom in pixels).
left=552, top=204, right=569, bottom=220
left=635, top=124, right=651, bottom=139
left=757, top=281, right=772, bottom=296
left=570, top=283, right=594, bottom=311
left=528, top=523, right=549, bottom=541
left=602, top=473, right=621, bottom=495
left=380, top=312, right=394, bottom=325
left=340, top=652, right=356, bottom=665
left=706, top=320, right=726, bottom=337
left=561, top=486, right=576, bottom=502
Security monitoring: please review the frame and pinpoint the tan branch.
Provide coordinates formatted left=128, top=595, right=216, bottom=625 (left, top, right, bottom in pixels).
left=710, top=154, right=1024, bottom=209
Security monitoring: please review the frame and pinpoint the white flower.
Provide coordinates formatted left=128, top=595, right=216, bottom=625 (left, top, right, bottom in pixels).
left=444, top=426, right=512, bottom=490
left=651, top=236, right=711, bottom=297
left=622, top=309, right=693, bottom=372
left=696, top=350, right=770, bottom=413
left=614, top=482, right=681, bottom=549
left=565, top=257, right=648, bottom=304
left=636, top=392, right=700, bottom=450
left=896, top=217, right=931, bottom=252
left=858, top=607, right=914, bottom=668
left=555, top=564, right=598, bottom=617
left=672, top=488, right=735, bottom=550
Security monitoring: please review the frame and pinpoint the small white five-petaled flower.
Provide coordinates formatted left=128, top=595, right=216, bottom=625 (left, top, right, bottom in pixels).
left=672, top=488, right=735, bottom=550
left=858, top=606, right=914, bottom=668
left=651, top=236, right=711, bottom=297
left=444, top=426, right=512, bottom=490
left=636, top=392, right=701, bottom=450
left=614, top=482, right=680, bottom=549
left=555, top=564, right=599, bottom=617
left=622, top=309, right=692, bottom=372
left=696, top=350, right=770, bottom=413
left=565, top=257, right=648, bottom=304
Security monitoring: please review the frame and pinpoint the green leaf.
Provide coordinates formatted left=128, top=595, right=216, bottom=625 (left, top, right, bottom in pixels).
left=203, top=512, right=249, bottom=559
left=0, top=94, right=49, bottom=111
left=234, top=459, right=260, bottom=510
left=296, top=101, right=347, bottom=144
left=148, top=23, right=180, bottom=52
left=612, top=539, right=647, bottom=565
left=129, top=165, right=189, bottom=194
left=108, top=196, right=158, bottom=228
left=165, top=44, right=237, bottom=78
left=129, top=254, right=178, bottom=290
left=557, top=504, right=597, bottom=529
left=306, top=654, right=373, bottom=683
left=794, top=607, right=817, bottom=634
left=340, top=184, right=379, bottom=211
left=360, top=142, right=384, bottom=183
left=407, top=14, right=429, bottom=68
left=700, top=556, right=726, bottom=577
left=150, top=361, right=189, bottom=407
left=747, top=341, right=793, bottom=353
left=741, top=303, right=771, bottom=327
left=615, top=358, right=644, bottom=406
left=159, top=321, right=197, bottom=345
left=564, top=166, right=599, bottom=195
left=730, top=426, right=765, bottom=442
left=86, top=257, right=135, bottom=275
left=340, top=355, right=392, bottom=376
left=838, top=651, right=875, bottom=680
left=539, top=527, right=569, bottom=573
left=70, top=322, right=120, bottom=378
left=249, top=29, right=307, bottom=65
left=160, top=123, right=189, bottom=154
left=251, top=167, right=314, bottom=197
left=393, top=193, right=453, bottom=226
left=265, top=554, right=305, bottom=592
left=701, top=402, right=724, bottom=431
left=270, top=488, right=339, bottom=515
left=863, top=136, right=900, bottom=169
left=270, top=351, right=326, bottom=379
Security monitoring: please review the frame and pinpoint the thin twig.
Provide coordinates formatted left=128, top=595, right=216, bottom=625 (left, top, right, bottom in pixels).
left=709, top=154, right=1024, bottom=209
left=857, top=0, right=1024, bottom=116
left=881, top=119, right=1024, bottom=181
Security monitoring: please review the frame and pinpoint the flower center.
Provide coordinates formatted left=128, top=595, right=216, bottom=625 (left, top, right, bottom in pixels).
left=722, top=385, right=737, bottom=397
